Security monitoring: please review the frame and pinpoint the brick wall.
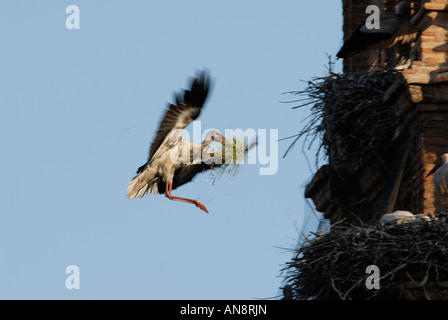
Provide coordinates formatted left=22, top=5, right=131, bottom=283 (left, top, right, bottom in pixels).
left=307, top=0, right=448, bottom=224
left=402, top=1, right=448, bottom=216
left=338, top=0, right=448, bottom=219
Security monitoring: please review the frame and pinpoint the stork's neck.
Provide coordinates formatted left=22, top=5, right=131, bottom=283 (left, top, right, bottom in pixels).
left=201, top=138, right=214, bottom=150
left=397, top=11, right=411, bottom=18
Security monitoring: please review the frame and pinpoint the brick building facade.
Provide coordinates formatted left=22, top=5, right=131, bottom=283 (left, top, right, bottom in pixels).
left=306, top=0, right=448, bottom=223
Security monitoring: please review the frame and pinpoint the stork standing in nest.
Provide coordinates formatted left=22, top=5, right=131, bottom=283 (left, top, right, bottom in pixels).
left=426, top=153, right=448, bottom=205
left=127, top=71, right=226, bottom=213
left=336, top=1, right=418, bottom=64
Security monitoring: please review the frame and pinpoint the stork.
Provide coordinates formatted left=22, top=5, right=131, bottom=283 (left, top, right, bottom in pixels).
left=126, top=71, right=226, bottom=213
left=426, top=153, right=448, bottom=204
left=336, top=1, right=418, bottom=62
left=380, top=210, right=430, bottom=225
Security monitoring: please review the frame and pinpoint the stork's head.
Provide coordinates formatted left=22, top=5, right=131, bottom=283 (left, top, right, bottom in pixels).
left=396, top=1, right=411, bottom=16
left=426, top=153, right=448, bottom=178
left=204, top=129, right=226, bottom=145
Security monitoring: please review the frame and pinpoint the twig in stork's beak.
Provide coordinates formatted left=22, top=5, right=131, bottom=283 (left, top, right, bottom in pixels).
left=426, top=163, right=442, bottom=178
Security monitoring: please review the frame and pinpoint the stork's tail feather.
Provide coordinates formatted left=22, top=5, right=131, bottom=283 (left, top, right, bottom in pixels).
left=126, top=167, right=160, bottom=199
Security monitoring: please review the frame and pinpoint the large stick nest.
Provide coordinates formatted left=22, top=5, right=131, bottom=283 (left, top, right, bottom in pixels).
left=283, top=212, right=448, bottom=300
left=285, top=70, right=400, bottom=176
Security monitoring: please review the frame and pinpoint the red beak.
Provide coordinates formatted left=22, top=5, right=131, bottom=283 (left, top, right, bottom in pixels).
left=221, top=136, right=226, bottom=144
left=426, top=163, right=441, bottom=178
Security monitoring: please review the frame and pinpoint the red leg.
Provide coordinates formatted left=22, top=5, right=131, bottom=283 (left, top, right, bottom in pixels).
left=165, top=182, right=209, bottom=213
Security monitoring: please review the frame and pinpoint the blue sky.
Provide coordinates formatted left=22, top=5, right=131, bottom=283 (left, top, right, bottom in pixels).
left=0, top=1, right=342, bottom=299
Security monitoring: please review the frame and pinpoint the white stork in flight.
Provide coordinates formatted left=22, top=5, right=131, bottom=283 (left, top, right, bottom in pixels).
left=426, top=153, right=448, bottom=205
left=127, top=71, right=226, bottom=213
left=336, top=1, right=418, bottom=60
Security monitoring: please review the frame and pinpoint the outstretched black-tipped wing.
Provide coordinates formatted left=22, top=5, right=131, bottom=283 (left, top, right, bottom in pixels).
left=136, top=71, right=211, bottom=174
left=157, top=162, right=213, bottom=194
left=157, top=140, right=257, bottom=193
left=149, top=71, right=210, bottom=160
